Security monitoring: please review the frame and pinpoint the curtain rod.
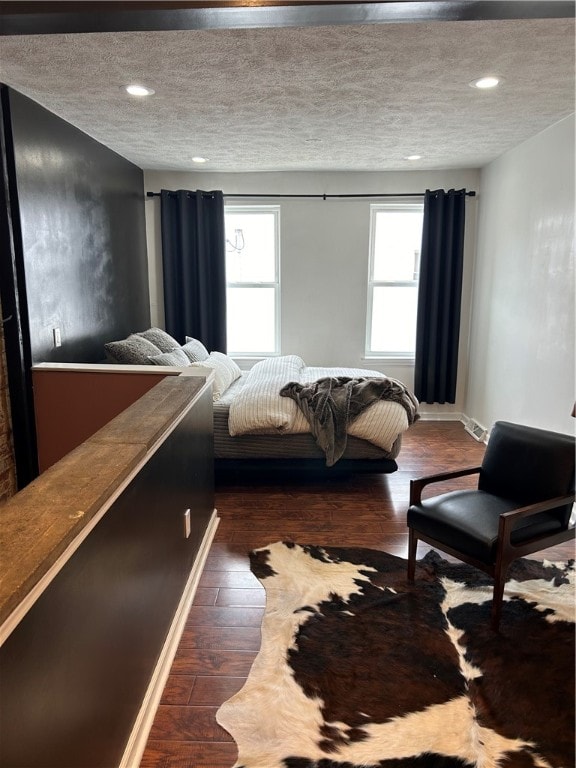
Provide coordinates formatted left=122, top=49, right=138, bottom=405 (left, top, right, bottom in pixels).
left=146, top=190, right=476, bottom=200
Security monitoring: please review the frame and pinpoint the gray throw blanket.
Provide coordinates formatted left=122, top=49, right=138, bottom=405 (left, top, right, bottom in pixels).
left=279, top=376, right=419, bottom=466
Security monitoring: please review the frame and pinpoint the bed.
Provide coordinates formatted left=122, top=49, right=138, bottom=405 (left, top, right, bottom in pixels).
left=103, top=329, right=420, bottom=477
left=210, top=355, right=418, bottom=477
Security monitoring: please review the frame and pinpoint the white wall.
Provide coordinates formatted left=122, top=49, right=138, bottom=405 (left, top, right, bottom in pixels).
left=465, top=114, right=575, bottom=436
left=144, top=168, right=479, bottom=416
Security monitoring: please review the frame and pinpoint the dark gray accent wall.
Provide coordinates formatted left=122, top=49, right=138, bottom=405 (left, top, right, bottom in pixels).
left=7, top=87, right=150, bottom=364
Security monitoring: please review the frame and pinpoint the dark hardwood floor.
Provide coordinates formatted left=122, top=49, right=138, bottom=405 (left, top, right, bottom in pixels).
left=139, top=421, right=575, bottom=768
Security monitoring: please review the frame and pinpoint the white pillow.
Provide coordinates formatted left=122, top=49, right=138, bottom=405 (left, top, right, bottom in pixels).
left=196, top=351, right=242, bottom=400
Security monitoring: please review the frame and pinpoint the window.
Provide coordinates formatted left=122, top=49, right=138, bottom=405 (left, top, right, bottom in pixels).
left=225, top=205, right=280, bottom=356
left=366, top=203, right=424, bottom=358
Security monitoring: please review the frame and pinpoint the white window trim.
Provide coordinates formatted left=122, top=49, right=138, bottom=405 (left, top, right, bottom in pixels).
left=365, top=201, right=423, bottom=361
left=224, top=204, right=281, bottom=357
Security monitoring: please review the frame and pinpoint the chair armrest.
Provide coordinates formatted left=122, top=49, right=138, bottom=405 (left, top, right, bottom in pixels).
left=409, top=466, right=482, bottom=505
left=498, top=493, right=576, bottom=541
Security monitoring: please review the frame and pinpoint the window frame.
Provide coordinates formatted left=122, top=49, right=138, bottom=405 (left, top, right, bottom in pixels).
left=224, top=204, right=281, bottom=358
left=365, top=200, right=424, bottom=361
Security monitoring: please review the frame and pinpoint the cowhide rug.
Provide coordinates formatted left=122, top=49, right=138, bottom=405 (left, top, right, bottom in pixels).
left=216, top=541, right=575, bottom=768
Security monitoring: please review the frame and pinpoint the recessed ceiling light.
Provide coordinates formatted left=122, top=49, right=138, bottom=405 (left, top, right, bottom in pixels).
left=192, top=156, right=208, bottom=164
left=469, top=76, right=501, bottom=90
left=405, top=154, right=422, bottom=161
left=125, top=84, right=155, bottom=97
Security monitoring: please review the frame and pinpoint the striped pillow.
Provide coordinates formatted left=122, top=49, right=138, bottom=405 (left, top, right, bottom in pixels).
left=195, top=351, right=242, bottom=400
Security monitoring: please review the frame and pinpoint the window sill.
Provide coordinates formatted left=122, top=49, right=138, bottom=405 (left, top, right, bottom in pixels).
left=228, top=354, right=279, bottom=360
left=362, top=356, right=415, bottom=366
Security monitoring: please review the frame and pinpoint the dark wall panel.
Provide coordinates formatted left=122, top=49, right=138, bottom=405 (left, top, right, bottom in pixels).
left=8, top=87, right=150, bottom=363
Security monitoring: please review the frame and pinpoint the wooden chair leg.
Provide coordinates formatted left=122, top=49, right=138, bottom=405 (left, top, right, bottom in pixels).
left=407, top=527, right=418, bottom=581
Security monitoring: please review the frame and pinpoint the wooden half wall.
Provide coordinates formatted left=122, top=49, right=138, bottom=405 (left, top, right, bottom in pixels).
left=0, top=374, right=217, bottom=768
left=32, top=363, right=203, bottom=472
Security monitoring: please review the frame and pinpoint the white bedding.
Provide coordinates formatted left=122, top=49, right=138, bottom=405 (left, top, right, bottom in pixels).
left=228, top=355, right=416, bottom=453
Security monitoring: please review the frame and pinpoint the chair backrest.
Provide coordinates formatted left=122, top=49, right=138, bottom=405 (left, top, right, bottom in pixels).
left=479, top=421, right=575, bottom=527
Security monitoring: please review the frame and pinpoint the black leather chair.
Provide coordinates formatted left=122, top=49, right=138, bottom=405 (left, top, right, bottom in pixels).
left=407, top=421, right=575, bottom=630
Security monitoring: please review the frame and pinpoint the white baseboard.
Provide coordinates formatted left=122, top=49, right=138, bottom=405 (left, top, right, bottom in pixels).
left=119, top=509, right=220, bottom=768
left=416, top=411, right=490, bottom=444
left=417, top=410, right=464, bottom=422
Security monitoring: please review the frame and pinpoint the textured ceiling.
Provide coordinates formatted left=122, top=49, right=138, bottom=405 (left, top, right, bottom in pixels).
left=0, top=17, right=574, bottom=172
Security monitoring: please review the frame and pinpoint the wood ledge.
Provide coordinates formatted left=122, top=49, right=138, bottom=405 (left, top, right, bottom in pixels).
left=0, top=376, right=208, bottom=633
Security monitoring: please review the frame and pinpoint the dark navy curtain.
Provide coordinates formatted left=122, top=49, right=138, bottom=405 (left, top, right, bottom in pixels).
left=414, top=188, right=467, bottom=404
left=160, top=189, right=226, bottom=351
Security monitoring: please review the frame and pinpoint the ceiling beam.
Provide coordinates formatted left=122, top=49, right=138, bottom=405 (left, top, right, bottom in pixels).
left=1, top=1, right=574, bottom=35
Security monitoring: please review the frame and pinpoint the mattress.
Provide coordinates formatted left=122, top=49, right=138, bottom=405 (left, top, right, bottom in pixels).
left=213, top=375, right=401, bottom=461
